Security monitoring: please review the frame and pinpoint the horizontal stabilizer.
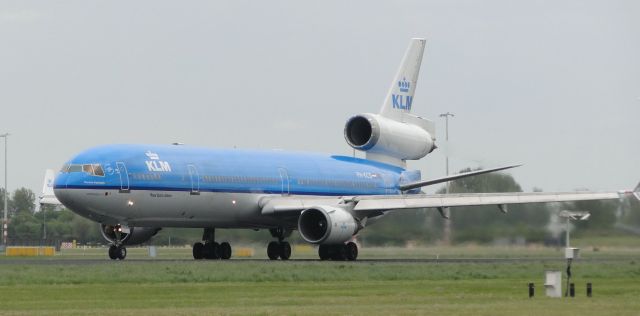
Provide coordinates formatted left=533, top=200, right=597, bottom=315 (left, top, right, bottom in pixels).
left=399, top=164, right=522, bottom=191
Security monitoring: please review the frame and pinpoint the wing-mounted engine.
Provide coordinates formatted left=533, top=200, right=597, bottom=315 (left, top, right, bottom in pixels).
left=100, top=224, right=161, bottom=246
left=298, top=206, right=360, bottom=244
left=344, top=113, right=435, bottom=166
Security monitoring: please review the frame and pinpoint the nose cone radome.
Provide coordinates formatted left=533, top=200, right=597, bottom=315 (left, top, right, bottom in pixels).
left=53, top=171, right=67, bottom=190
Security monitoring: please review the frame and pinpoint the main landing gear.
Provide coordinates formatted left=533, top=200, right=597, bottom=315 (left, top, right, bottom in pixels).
left=267, top=227, right=292, bottom=260
left=318, top=242, right=358, bottom=261
left=192, top=228, right=232, bottom=260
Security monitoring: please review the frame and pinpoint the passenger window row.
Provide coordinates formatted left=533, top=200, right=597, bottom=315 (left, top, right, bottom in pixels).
left=201, top=175, right=280, bottom=184
left=132, top=173, right=161, bottom=181
left=198, top=174, right=376, bottom=189
left=296, top=178, right=376, bottom=188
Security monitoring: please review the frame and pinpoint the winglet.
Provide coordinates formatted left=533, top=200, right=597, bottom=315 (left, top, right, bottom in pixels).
left=634, top=182, right=640, bottom=201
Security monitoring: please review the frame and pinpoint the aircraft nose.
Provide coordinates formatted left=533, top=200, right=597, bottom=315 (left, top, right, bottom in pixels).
left=54, top=172, right=67, bottom=189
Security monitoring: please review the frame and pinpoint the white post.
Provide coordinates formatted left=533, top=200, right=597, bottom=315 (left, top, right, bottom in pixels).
left=565, top=218, right=570, bottom=248
left=1, top=133, right=8, bottom=247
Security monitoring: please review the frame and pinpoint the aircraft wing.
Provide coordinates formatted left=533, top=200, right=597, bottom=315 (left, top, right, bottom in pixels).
left=352, top=191, right=622, bottom=212
left=261, top=189, right=634, bottom=216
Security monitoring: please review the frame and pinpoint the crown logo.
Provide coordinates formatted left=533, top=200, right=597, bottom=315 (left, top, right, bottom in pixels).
left=398, top=77, right=410, bottom=93
left=145, top=151, right=159, bottom=160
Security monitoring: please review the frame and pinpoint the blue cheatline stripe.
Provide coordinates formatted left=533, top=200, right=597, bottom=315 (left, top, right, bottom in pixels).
left=56, top=185, right=394, bottom=197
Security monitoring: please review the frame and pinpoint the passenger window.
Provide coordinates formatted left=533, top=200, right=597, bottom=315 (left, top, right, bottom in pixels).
left=92, top=164, right=105, bottom=176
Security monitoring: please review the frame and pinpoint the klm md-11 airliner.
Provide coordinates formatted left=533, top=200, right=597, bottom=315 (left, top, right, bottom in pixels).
left=44, top=39, right=639, bottom=261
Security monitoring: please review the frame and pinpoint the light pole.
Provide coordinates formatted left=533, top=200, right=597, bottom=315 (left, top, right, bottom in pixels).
left=558, top=210, right=590, bottom=297
left=0, top=133, right=9, bottom=247
left=439, top=113, right=454, bottom=245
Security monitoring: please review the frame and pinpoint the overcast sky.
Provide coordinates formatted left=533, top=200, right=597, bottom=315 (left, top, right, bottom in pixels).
left=0, top=0, right=638, bottom=197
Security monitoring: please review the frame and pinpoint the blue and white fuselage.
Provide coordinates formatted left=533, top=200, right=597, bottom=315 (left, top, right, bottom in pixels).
left=53, top=144, right=415, bottom=228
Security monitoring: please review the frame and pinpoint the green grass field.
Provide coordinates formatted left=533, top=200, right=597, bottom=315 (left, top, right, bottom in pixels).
left=1, top=245, right=640, bottom=315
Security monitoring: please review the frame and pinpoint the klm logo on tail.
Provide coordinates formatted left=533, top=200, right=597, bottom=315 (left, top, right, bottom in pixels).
left=392, top=78, right=412, bottom=110
left=398, top=77, right=410, bottom=92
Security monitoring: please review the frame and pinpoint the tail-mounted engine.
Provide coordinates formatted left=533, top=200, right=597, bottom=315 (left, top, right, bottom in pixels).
left=298, top=206, right=359, bottom=244
left=344, top=113, right=435, bottom=166
left=100, top=224, right=161, bottom=246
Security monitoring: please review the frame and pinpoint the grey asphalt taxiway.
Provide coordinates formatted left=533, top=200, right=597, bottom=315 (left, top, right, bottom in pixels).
left=0, top=257, right=630, bottom=265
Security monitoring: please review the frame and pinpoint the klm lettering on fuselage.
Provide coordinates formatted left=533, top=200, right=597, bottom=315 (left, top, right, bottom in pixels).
left=145, top=151, right=172, bottom=172
left=146, top=160, right=172, bottom=172
left=392, top=94, right=412, bottom=110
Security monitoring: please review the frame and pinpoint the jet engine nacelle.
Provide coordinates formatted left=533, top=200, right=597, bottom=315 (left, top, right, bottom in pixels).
left=344, top=113, right=435, bottom=161
left=100, top=224, right=161, bottom=245
left=298, top=206, right=358, bottom=244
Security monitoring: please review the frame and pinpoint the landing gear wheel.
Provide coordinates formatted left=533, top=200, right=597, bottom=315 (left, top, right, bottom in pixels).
left=279, top=242, right=291, bottom=260
left=193, top=242, right=204, bottom=259
left=108, top=245, right=118, bottom=260
left=345, top=242, right=358, bottom=261
left=219, top=242, right=232, bottom=260
left=331, top=245, right=346, bottom=261
left=267, top=241, right=280, bottom=260
left=204, top=242, right=220, bottom=259
left=318, top=245, right=330, bottom=260
left=116, top=246, right=127, bottom=260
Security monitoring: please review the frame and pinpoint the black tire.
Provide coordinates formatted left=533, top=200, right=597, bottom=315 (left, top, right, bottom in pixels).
left=331, top=244, right=346, bottom=261
left=193, top=242, right=204, bottom=260
left=318, top=245, right=330, bottom=260
left=117, top=246, right=127, bottom=260
left=267, top=241, right=280, bottom=260
left=219, top=242, right=232, bottom=260
left=108, top=245, right=118, bottom=260
left=279, top=242, right=291, bottom=260
left=204, top=242, right=220, bottom=259
left=345, top=242, right=358, bottom=261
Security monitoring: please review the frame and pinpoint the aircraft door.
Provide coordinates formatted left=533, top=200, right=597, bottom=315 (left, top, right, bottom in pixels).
left=188, top=164, right=200, bottom=195
left=116, top=162, right=130, bottom=193
left=278, top=168, right=290, bottom=195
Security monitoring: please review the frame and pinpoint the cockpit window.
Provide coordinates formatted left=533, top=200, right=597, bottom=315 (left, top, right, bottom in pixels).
left=92, top=164, right=105, bottom=176
left=82, top=164, right=94, bottom=174
left=67, top=164, right=83, bottom=172
left=61, top=163, right=105, bottom=176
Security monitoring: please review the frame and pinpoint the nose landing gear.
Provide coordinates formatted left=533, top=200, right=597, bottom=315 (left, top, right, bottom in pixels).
left=103, top=225, right=128, bottom=260
left=108, top=244, right=127, bottom=260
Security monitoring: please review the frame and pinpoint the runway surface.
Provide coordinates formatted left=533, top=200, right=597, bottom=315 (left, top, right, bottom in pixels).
left=0, top=257, right=632, bottom=265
